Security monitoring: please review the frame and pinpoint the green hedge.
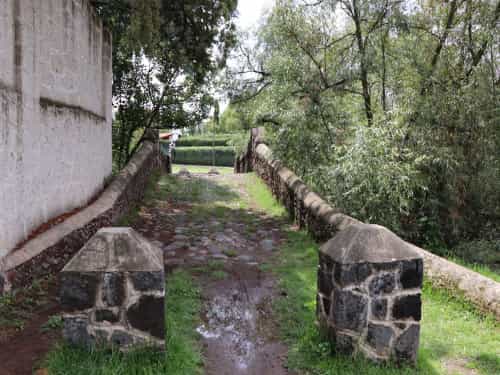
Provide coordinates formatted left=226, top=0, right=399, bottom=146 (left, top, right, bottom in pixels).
left=172, top=146, right=235, bottom=166
left=176, top=135, right=232, bottom=147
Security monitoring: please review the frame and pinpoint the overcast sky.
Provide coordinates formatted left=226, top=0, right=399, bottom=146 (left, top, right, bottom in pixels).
left=235, top=0, right=274, bottom=31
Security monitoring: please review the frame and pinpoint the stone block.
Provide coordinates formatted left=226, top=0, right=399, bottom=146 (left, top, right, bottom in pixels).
left=130, top=271, right=164, bottom=292
left=127, top=295, right=165, bottom=339
left=392, top=294, right=422, bottom=321
left=95, top=309, right=119, bottom=323
left=333, top=332, right=356, bottom=355
left=102, top=273, right=125, bottom=306
left=317, top=268, right=333, bottom=298
left=63, top=315, right=91, bottom=347
left=369, top=273, right=395, bottom=296
left=366, top=323, right=393, bottom=354
left=111, top=330, right=134, bottom=347
left=318, top=223, right=423, bottom=365
left=393, top=325, right=420, bottom=363
left=334, top=263, right=372, bottom=287
left=60, top=227, right=165, bottom=350
left=371, top=298, right=388, bottom=320
left=60, top=272, right=99, bottom=311
left=400, top=259, right=423, bottom=289
left=332, top=290, right=368, bottom=331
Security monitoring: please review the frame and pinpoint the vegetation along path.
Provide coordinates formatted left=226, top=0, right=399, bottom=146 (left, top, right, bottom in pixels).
left=29, top=167, right=498, bottom=374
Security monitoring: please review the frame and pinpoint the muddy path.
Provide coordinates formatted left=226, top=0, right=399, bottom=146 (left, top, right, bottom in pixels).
left=0, top=278, right=61, bottom=375
left=133, top=171, right=293, bottom=374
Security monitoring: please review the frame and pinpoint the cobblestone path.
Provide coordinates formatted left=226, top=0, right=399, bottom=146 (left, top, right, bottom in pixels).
left=131, top=171, right=293, bottom=375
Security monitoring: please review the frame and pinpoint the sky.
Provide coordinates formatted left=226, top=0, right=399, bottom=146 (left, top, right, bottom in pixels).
left=235, top=0, right=274, bottom=31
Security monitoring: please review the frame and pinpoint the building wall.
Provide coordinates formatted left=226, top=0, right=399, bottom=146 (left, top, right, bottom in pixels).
left=0, top=0, right=112, bottom=258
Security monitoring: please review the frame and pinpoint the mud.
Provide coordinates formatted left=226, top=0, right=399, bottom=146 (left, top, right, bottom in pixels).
left=133, top=172, right=294, bottom=374
left=0, top=303, right=61, bottom=375
left=197, top=264, right=291, bottom=375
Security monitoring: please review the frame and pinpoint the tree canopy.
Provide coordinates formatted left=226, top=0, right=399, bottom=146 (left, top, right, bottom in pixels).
left=228, top=0, right=499, bottom=246
left=92, top=0, right=238, bottom=168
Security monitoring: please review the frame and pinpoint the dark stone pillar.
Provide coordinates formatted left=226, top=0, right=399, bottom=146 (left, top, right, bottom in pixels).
left=317, top=223, right=423, bottom=365
left=60, top=227, right=165, bottom=350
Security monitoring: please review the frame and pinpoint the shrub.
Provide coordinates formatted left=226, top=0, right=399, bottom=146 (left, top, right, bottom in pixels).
left=320, top=124, right=432, bottom=242
left=172, top=146, right=235, bottom=166
left=175, top=135, right=232, bottom=147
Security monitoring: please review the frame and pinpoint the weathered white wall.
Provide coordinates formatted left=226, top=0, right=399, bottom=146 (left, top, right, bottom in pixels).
left=0, top=0, right=112, bottom=258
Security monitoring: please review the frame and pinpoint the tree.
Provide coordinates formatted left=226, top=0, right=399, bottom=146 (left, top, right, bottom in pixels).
left=228, top=0, right=500, bottom=246
left=92, top=0, right=238, bottom=169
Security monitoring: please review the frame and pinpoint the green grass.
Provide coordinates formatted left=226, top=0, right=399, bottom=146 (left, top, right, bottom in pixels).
left=446, top=256, right=500, bottom=283
left=172, top=164, right=234, bottom=174
left=246, top=174, right=287, bottom=217
left=158, top=173, right=240, bottom=206
left=248, top=174, right=500, bottom=375
left=43, top=270, right=203, bottom=375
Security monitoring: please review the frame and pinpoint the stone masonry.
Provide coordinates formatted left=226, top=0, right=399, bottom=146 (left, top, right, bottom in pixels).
left=60, top=227, right=165, bottom=349
left=317, top=223, right=423, bottom=364
left=237, top=127, right=500, bottom=321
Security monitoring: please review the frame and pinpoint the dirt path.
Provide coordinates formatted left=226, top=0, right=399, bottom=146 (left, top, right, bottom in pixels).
left=133, top=171, right=293, bottom=374
left=0, top=278, right=61, bottom=375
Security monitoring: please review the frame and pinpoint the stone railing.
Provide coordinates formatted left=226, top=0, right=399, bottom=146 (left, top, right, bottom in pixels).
left=0, top=136, right=169, bottom=294
left=235, top=127, right=500, bottom=363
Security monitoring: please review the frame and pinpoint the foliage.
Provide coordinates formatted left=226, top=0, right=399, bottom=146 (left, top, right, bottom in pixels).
left=228, top=131, right=251, bottom=155
left=175, top=135, right=232, bottom=147
left=248, top=175, right=500, bottom=375
left=173, top=146, right=235, bottom=166
left=229, top=0, right=500, bottom=247
left=40, top=314, right=63, bottom=332
left=323, top=123, right=434, bottom=243
left=93, top=0, right=238, bottom=169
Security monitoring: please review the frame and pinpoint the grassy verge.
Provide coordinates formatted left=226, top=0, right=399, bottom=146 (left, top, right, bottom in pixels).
left=43, top=270, right=203, bottom=375
left=445, top=256, right=500, bottom=283
left=247, top=173, right=500, bottom=375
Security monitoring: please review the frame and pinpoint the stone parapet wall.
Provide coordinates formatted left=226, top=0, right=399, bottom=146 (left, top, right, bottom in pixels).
left=237, top=128, right=500, bottom=320
left=0, top=139, right=168, bottom=294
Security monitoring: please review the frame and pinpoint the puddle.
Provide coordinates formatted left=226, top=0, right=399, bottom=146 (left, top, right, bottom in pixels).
left=199, top=268, right=291, bottom=375
left=198, top=292, right=260, bottom=370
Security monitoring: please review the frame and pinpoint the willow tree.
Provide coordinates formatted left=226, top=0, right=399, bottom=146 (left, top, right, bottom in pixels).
left=229, top=0, right=499, bottom=246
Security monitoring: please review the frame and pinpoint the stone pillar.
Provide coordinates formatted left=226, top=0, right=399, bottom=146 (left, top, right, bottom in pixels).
left=317, top=223, right=423, bottom=364
left=60, top=227, right=165, bottom=350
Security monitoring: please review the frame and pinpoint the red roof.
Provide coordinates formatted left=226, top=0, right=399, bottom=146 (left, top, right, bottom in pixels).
left=159, top=132, right=172, bottom=140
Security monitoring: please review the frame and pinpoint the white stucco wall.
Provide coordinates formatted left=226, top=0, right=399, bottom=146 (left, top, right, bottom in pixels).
left=0, top=0, right=112, bottom=258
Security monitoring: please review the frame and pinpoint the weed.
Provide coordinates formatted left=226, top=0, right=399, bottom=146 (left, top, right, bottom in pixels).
left=41, top=315, right=63, bottom=333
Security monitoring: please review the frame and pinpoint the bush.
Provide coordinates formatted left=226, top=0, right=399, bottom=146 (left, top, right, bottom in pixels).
left=172, top=146, right=235, bottom=166
left=319, top=124, right=432, bottom=243
left=175, top=135, right=232, bottom=147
